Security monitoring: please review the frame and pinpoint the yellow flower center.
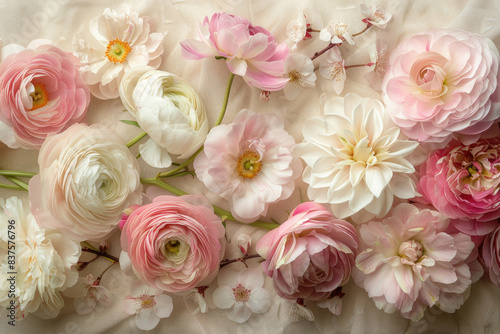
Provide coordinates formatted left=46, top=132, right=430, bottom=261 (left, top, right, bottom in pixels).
left=236, top=150, right=262, bottom=179
left=165, top=240, right=181, bottom=255
left=30, top=83, right=49, bottom=111
left=233, top=284, right=251, bottom=302
left=105, top=39, right=132, bottom=63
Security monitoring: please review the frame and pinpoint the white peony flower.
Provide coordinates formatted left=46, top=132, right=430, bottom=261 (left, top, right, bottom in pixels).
left=28, top=123, right=142, bottom=241
left=0, top=196, right=81, bottom=319
left=298, top=94, right=419, bottom=222
left=212, top=267, right=271, bottom=323
left=283, top=54, right=316, bottom=101
left=64, top=274, right=112, bottom=314
left=358, top=4, right=392, bottom=28
left=122, top=282, right=173, bottom=331
left=119, top=66, right=209, bottom=168
left=319, top=47, right=346, bottom=95
left=319, top=22, right=354, bottom=45
left=73, top=5, right=164, bottom=99
left=364, top=38, right=389, bottom=91
left=286, top=11, right=309, bottom=49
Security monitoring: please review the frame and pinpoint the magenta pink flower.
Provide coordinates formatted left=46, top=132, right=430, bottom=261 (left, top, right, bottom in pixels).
left=352, top=203, right=483, bottom=321
left=180, top=13, right=289, bottom=91
left=0, top=41, right=90, bottom=149
left=120, top=195, right=225, bottom=293
left=482, top=225, right=500, bottom=286
left=256, top=202, right=359, bottom=302
left=382, top=29, right=499, bottom=144
left=418, top=138, right=500, bottom=236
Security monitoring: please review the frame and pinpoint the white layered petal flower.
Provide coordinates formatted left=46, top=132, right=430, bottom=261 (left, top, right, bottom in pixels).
left=298, top=94, right=419, bottom=222
left=283, top=54, right=316, bottom=101
left=73, top=5, right=164, bottom=99
left=0, top=197, right=81, bottom=319
left=120, top=66, right=209, bottom=168
left=319, top=47, right=346, bottom=94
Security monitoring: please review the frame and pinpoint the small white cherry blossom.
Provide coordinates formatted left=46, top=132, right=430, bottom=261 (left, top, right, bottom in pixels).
left=319, top=22, right=354, bottom=45
left=283, top=53, right=316, bottom=100
left=289, top=300, right=314, bottom=322
left=319, top=47, right=346, bottom=94
left=64, top=274, right=112, bottom=314
left=358, top=4, right=392, bottom=28
left=286, top=11, right=310, bottom=49
left=212, top=267, right=271, bottom=323
left=364, top=38, right=389, bottom=91
left=122, top=282, right=173, bottom=331
left=184, top=286, right=215, bottom=314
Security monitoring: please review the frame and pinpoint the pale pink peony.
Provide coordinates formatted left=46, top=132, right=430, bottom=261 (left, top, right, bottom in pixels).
left=353, top=203, right=483, bottom=321
left=0, top=41, right=90, bottom=149
left=482, top=225, right=500, bottom=286
left=256, top=202, right=359, bottom=302
left=120, top=195, right=225, bottom=293
left=180, top=13, right=289, bottom=91
left=382, top=29, right=500, bottom=144
left=194, top=109, right=302, bottom=223
left=418, top=138, right=500, bottom=236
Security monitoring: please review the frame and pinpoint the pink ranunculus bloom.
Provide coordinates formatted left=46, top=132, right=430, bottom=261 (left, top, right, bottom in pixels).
left=482, top=225, right=500, bottom=286
left=120, top=195, right=225, bottom=293
left=180, top=13, right=289, bottom=91
left=418, top=138, right=500, bottom=236
left=194, top=109, right=302, bottom=223
left=382, top=29, right=500, bottom=144
left=0, top=41, right=90, bottom=149
left=256, top=202, right=359, bottom=302
left=352, top=203, right=483, bottom=321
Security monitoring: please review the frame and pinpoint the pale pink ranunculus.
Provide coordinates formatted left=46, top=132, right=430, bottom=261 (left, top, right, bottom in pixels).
left=418, top=138, right=500, bottom=236
left=482, top=225, right=500, bottom=286
left=0, top=41, right=90, bottom=149
left=256, top=202, right=359, bottom=302
left=180, top=13, right=289, bottom=91
left=352, top=203, right=483, bottom=321
left=120, top=195, right=225, bottom=293
left=382, top=29, right=500, bottom=144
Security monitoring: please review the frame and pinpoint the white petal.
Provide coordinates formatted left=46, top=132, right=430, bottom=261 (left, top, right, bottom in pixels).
left=247, top=287, right=271, bottom=314
left=213, top=286, right=235, bottom=309
left=139, top=138, right=173, bottom=168
left=365, top=164, right=393, bottom=198
left=135, top=308, right=161, bottom=331
left=154, top=294, right=173, bottom=318
left=226, top=303, right=252, bottom=323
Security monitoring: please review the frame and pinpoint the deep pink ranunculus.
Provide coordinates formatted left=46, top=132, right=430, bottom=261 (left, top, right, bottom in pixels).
left=180, top=13, right=289, bottom=91
left=418, top=138, right=500, bottom=236
left=0, top=41, right=90, bottom=149
left=120, top=195, right=225, bottom=293
left=382, top=29, right=499, bottom=145
left=256, top=202, right=359, bottom=301
left=482, top=225, right=500, bottom=286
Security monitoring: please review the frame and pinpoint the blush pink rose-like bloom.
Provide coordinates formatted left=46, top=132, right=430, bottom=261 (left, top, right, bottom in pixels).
left=482, top=225, right=500, bottom=286
left=120, top=195, right=225, bottom=293
left=352, top=203, right=483, bottom=321
left=382, top=29, right=500, bottom=144
left=0, top=41, right=90, bottom=149
left=256, top=202, right=359, bottom=302
left=418, top=138, right=500, bottom=236
left=180, top=13, right=289, bottom=91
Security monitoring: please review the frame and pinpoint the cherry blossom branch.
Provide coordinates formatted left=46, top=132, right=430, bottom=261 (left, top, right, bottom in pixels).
left=95, top=262, right=117, bottom=284
left=157, top=72, right=235, bottom=178
left=140, top=177, right=280, bottom=230
left=219, top=254, right=262, bottom=268
left=344, top=63, right=374, bottom=69
left=81, top=245, right=119, bottom=262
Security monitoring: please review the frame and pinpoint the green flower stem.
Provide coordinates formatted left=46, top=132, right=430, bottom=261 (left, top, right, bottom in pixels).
left=157, top=72, right=236, bottom=178
left=0, top=170, right=37, bottom=178
left=0, top=182, right=25, bottom=191
left=126, top=131, right=148, bottom=148
left=5, top=176, right=29, bottom=191
left=140, top=177, right=280, bottom=231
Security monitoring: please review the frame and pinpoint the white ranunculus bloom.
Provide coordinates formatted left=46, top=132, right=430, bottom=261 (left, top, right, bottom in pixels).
left=119, top=66, right=209, bottom=168
left=28, top=124, right=142, bottom=241
left=298, top=94, right=419, bottom=222
left=0, top=197, right=81, bottom=319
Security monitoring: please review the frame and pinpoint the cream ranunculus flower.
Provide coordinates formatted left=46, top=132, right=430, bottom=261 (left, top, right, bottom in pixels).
left=28, top=123, right=142, bottom=241
left=0, top=196, right=81, bottom=319
left=298, top=94, right=419, bottom=222
left=119, top=66, right=209, bottom=168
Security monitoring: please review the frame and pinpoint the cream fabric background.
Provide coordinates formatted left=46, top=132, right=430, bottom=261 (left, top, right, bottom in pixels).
left=1, top=0, right=500, bottom=333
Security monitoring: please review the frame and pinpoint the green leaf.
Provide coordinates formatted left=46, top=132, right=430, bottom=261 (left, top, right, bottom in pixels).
left=120, top=120, right=140, bottom=127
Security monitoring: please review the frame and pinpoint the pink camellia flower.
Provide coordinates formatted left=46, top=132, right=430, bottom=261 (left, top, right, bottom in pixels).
left=120, top=195, right=225, bottom=293
left=256, top=202, right=359, bottom=302
left=382, top=29, right=500, bottom=144
left=194, top=109, right=302, bottom=223
left=482, top=225, right=500, bottom=286
left=352, top=203, right=483, bottom=321
left=0, top=41, right=90, bottom=149
left=418, top=138, right=500, bottom=236
left=180, top=13, right=289, bottom=91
